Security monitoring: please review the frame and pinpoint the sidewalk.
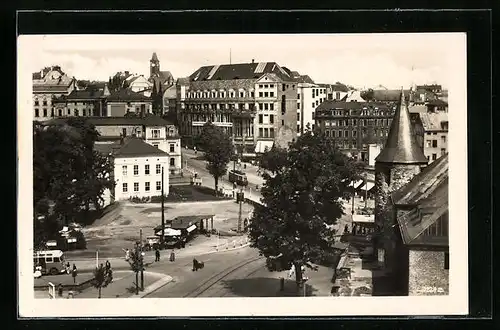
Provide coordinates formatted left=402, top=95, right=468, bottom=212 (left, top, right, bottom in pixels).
left=73, top=270, right=168, bottom=299
left=68, top=235, right=251, bottom=272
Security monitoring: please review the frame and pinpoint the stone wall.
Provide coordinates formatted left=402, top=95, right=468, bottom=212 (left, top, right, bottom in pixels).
left=374, top=162, right=421, bottom=272
left=408, top=249, right=449, bottom=295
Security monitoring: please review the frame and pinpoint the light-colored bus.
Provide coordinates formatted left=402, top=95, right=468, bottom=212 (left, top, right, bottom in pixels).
left=33, top=250, right=67, bottom=275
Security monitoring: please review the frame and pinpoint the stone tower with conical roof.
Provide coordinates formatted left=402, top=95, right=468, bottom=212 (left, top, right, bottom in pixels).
left=150, top=52, right=160, bottom=77
left=374, top=88, right=428, bottom=272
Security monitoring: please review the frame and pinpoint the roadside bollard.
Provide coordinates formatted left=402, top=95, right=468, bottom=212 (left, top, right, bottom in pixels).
left=233, top=241, right=236, bottom=248
left=280, top=277, right=285, bottom=291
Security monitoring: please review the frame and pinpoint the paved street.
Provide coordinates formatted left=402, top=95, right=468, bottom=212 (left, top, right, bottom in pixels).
left=182, top=148, right=264, bottom=204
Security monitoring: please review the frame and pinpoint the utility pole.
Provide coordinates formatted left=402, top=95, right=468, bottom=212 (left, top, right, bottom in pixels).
left=237, top=189, right=243, bottom=232
left=161, top=166, right=165, bottom=246
left=351, top=181, right=355, bottom=215
left=365, top=172, right=368, bottom=209
left=140, top=228, right=144, bottom=291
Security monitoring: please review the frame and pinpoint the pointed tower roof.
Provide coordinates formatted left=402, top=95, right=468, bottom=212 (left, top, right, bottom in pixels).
left=376, top=88, right=428, bottom=164
left=151, top=52, right=159, bottom=62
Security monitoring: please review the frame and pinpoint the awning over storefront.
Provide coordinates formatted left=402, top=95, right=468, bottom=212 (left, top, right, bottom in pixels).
left=186, top=224, right=197, bottom=233
left=155, top=227, right=182, bottom=237
left=357, top=181, right=375, bottom=191
left=255, top=141, right=274, bottom=153
left=352, top=214, right=375, bottom=224
left=353, top=180, right=364, bottom=189
left=364, top=182, right=375, bottom=191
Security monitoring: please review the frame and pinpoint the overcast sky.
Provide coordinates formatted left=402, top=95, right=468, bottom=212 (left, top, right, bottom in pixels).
left=21, top=34, right=464, bottom=89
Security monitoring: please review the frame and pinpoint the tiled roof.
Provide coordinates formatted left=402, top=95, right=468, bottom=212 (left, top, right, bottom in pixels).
left=190, top=79, right=256, bottom=91
left=426, top=99, right=448, bottom=106
left=419, top=112, right=448, bottom=131
left=44, top=116, right=174, bottom=127
left=176, top=77, right=190, bottom=86
left=392, top=153, right=448, bottom=206
left=294, top=75, right=315, bottom=83
left=94, top=142, right=123, bottom=155
left=375, top=91, right=428, bottom=164
left=113, top=137, right=168, bottom=158
left=106, top=89, right=152, bottom=102
left=393, top=154, right=448, bottom=246
left=57, top=89, right=105, bottom=101
left=316, top=100, right=392, bottom=112
left=371, top=89, right=411, bottom=102
left=188, top=62, right=292, bottom=82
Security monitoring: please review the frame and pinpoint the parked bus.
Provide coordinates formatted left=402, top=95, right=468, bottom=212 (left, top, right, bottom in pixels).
left=33, top=250, right=67, bottom=275
left=228, top=170, right=248, bottom=186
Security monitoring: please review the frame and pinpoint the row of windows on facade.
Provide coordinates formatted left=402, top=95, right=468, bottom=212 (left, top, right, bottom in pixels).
left=34, top=108, right=97, bottom=118
left=320, top=118, right=393, bottom=127
left=319, top=109, right=394, bottom=117
left=296, top=99, right=325, bottom=110
left=426, top=137, right=447, bottom=148
left=122, top=181, right=163, bottom=193
left=322, top=129, right=389, bottom=138
left=122, top=162, right=175, bottom=177
left=186, top=83, right=301, bottom=99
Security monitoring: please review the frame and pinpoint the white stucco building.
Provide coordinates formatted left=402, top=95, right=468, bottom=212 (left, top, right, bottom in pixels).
left=296, top=83, right=326, bottom=136
left=126, top=74, right=153, bottom=97
left=98, top=138, right=170, bottom=201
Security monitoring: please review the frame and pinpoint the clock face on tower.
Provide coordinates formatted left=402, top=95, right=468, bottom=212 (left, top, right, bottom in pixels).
left=151, top=63, right=156, bottom=67
left=51, top=71, right=61, bottom=79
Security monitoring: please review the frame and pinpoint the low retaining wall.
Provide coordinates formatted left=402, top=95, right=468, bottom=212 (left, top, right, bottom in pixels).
left=34, top=276, right=95, bottom=292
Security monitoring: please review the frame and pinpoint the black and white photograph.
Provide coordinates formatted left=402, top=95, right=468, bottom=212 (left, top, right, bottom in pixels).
left=18, top=33, right=468, bottom=317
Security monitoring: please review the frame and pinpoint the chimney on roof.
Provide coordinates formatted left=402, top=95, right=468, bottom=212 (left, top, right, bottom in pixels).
left=252, top=59, right=255, bottom=64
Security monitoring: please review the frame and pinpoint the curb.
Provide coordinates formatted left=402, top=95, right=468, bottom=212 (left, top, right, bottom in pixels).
left=134, top=275, right=173, bottom=298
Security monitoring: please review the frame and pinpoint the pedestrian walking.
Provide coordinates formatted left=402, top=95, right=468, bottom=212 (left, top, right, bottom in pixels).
left=71, top=264, right=78, bottom=284
left=123, top=248, right=130, bottom=261
left=344, top=224, right=349, bottom=234
left=169, top=250, right=175, bottom=262
left=155, top=248, right=160, bottom=262
left=105, top=260, right=111, bottom=271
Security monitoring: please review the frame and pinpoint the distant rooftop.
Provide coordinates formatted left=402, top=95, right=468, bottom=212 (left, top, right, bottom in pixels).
left=188, top=62, right=293, bottom=82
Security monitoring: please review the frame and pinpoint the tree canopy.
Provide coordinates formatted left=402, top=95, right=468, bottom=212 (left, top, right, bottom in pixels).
left=197, top=122, right=234, bottom=193
left=108, top=72, right=130, bottom=92
left=248, top=130, right=362, bottom=286
left=33, top=118, right=115, bottom=248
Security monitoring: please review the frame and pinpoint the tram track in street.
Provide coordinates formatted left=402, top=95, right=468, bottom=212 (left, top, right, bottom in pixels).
left=182, top=256, right=264, bottom=298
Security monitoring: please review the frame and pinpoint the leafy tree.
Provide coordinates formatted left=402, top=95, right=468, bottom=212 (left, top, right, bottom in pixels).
left=361, top=88, right=375, bottom=101
left=108, top=72, right=130, bottom=92
left=248, top=129, right=361, bottom=290
left=92, top=264, right=113, bottom=298
left=197, top=123, right=233, bottom=193
left=126, top=247, right=143, bottom=294
left=33, top=118, right=115, bottom=246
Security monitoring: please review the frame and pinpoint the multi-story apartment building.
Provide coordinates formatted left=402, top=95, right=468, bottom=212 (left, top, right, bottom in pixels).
left=45, top=116, right=183, bottom=175
left=420, top=112, right=448, bottom=163
left=320, top=83, right=349, bottom=101
left=53, top=85, right=110, bottom=118
left=296, top=83, right=326, bottom=136
left=178, top=61, right=299, bottom=155
left=32, top=66, right=77, bottom=121
left=314, top=100, right=397, bottom=161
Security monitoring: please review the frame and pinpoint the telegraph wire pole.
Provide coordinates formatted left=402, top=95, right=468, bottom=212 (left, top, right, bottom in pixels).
left=161, top=166, right=165, bottom=246
left=140, top=228, right=144, bottom=291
